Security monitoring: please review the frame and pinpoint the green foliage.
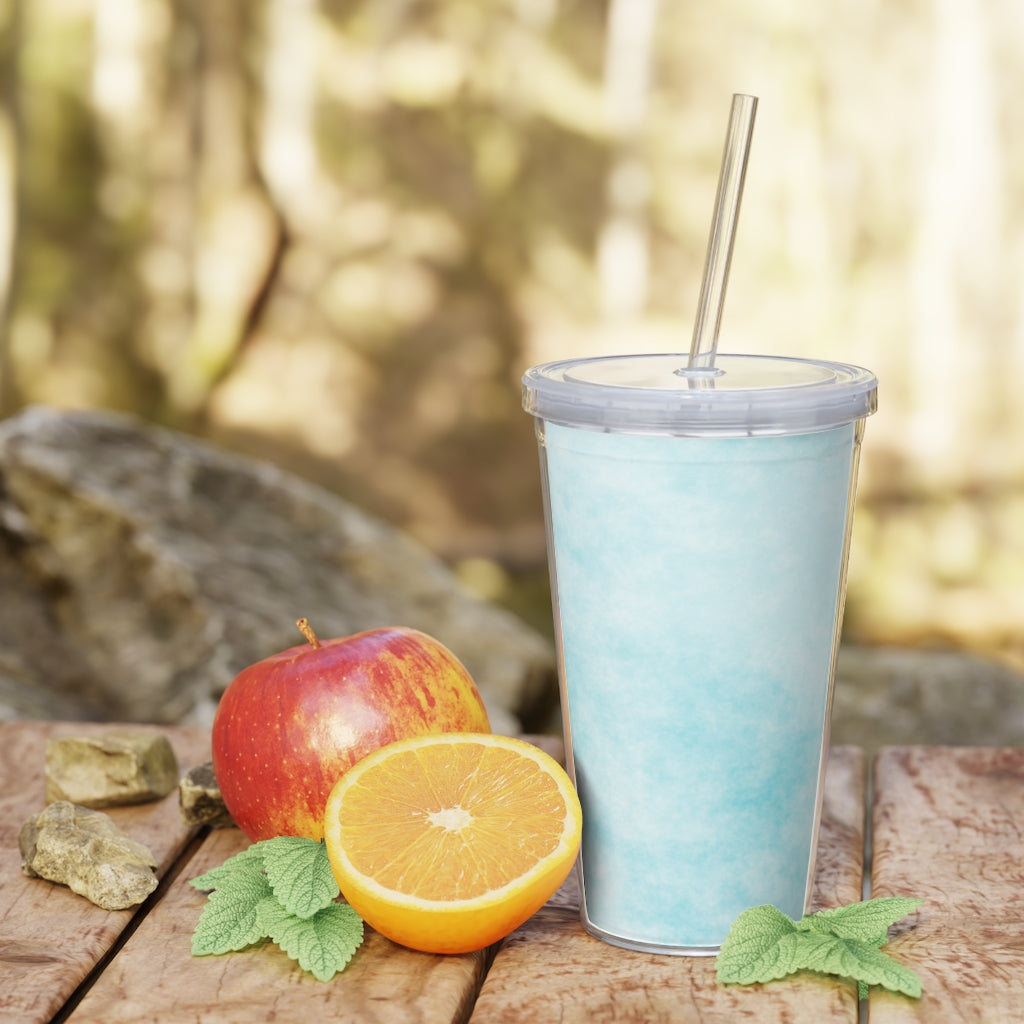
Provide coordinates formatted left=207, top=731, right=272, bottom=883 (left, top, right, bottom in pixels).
left=716, top=897, right=924, bottom=999
left=191, top=836, right=364, bottom=981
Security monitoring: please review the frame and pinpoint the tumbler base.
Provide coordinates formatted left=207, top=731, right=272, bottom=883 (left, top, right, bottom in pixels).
left=581, top=914, right=721, bottom=957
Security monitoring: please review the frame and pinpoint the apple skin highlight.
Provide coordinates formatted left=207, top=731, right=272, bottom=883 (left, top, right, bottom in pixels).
left=212, top=624, right=491, bottom=842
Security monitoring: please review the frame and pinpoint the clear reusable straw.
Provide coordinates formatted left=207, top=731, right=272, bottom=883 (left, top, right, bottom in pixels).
left=683, top=93, right=758, bottom=375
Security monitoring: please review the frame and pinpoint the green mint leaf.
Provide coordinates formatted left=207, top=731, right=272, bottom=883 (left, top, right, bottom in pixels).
left=260, top=836, right=340, bottom=919
left=258, top=898, right=364, bottom=982
left=190, top=836, right=364, bottom=979
left=792, top=931, right=923, bottom=999
left=717, top=899, right=924, bottom=999
left=189, top=843, right=265, bottom=891
left=716, top=905, right=801, bottom=984
left=191, top=867, right=276, bottom=955
left=799, top=897, right=924, bottom=945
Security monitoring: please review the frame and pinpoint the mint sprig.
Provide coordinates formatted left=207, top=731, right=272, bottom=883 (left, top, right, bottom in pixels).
left=190, top=836, right=364, bottom=981
left=716, top=897, right=924, bottom=998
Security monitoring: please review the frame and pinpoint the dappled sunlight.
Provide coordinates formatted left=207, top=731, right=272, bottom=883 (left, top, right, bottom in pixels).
left=209, top=333, right=370, bottom=461
left=2, top=0, right=1024, bottom=673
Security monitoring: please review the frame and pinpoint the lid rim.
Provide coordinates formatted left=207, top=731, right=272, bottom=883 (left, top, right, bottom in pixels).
left=522, top=352, right=877, bottom=435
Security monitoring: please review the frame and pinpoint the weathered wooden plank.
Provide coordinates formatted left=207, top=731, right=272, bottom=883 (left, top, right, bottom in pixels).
left=0, top=721, right=212, bottom=1024
left=66, top=786, right=490, bottom=1022
left=469, top=745, right=866, bottom=1023
left=869, top=746, right=1024, bottom=1024
left=811, top=743, right=867, bottom=913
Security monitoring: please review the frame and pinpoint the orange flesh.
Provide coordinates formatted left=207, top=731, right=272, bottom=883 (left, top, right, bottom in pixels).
left=334, top=744, right=568, bottom=900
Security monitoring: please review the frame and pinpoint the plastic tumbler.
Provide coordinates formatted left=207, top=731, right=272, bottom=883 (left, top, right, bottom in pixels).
left=522, top=352, right=877, bottom=954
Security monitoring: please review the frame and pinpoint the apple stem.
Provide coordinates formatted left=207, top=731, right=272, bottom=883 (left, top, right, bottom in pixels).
left=296, top=617, right=322, bottom=649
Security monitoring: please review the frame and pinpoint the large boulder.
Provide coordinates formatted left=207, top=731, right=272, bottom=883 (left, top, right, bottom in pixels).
left=0, top=406, right=554, bottom=732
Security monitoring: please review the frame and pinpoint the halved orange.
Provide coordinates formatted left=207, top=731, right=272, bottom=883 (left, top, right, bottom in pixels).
left=323, top=732, right=582, bottom=954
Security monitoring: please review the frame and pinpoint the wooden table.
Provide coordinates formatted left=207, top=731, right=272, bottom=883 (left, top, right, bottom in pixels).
left=2, top=722, right=1022, bottom=1022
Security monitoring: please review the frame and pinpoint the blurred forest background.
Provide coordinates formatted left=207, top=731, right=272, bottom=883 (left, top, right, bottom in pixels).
left=2, top=0, right=1024, bottom=675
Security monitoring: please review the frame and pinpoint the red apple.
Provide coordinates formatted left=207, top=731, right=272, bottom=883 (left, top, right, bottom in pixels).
left=212, top=620, right=491, bottom=841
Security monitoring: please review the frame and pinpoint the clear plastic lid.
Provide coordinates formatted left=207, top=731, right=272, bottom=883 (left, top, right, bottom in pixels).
left=522, top=353, right=877, bottom=436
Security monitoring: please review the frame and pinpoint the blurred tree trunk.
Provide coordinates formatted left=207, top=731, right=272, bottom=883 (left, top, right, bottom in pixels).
left=169, top=0, right=282, bottom=418
left=0, top=0, right=21, bottom=416
left=88, top=0, right=281, bottom=423
left=597, top=0, right=659, bottom=322
left=258, top=0, right=322, bottom=225
left=909, top=0, right=1000, bottom=470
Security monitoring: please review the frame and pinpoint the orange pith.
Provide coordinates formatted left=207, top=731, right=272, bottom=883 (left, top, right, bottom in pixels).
left=323, top=733, right=582, bottom=954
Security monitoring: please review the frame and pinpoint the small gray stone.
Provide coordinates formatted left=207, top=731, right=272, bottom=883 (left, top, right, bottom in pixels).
left=45, top=730, right=179, bottom=808
left=19, top=801, right=159, bottom=910
left=178, top=761, right=235, bottom=828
